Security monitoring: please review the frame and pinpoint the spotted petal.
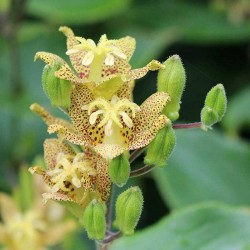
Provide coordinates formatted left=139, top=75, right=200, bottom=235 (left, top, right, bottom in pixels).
left=35, top=51, right=81, bottom=83
left=125, top=60, right=165, bottom=81
left=59, top=26, right=91, bottom=80
left=30, top=103, right=74, bottom=130
left=132, top=92, right=170, bottom=135
left=129, top=114, right=169, bottom=149
left=44, top=139, right=74, bottom=169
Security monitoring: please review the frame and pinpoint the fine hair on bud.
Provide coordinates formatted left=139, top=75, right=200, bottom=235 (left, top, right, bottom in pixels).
left=108, top=153, right=130, bottom=187
left=42, top=62, right=73, bottom=109
left=114, top=186, right=143, bottom=235
left=157, top=55, right=186, bottom=121
left=82, top=199, right=106, bottom=240
left=144, top=122, right=176, bottom=167
left=201, top=83, right=227, bottom=130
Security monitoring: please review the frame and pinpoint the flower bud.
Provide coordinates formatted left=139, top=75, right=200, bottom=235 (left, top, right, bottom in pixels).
left=114, top=186, right=143, bottom=235
left=82, top=199, right=106, bottom=240
left=108, top=153, right=130, bottom=187
left=157, top=55, right=186, bottom=121
left=201, top=83, right=227, bottom=130
left=42, top=62, right=73, bottom=109
left=144, top=121, right=176, bottom=167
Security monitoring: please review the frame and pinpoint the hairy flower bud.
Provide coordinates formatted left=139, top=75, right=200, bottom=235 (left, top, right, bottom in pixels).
left=108, top=153, right=130, bottom=187
left=114, top=186, right=143, bottom=235
left=42, top=62, right=73, bottom=108
left=201, top=83, right=227, bottom=130
left=157, top=55, right=186, bottom=121
left=82, top=199, right=106, bottom=240
left=144, top=121, right=176, bottom=167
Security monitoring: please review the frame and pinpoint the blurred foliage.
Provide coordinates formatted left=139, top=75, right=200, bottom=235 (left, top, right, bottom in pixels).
left=0, top=0, right=250, bottom=249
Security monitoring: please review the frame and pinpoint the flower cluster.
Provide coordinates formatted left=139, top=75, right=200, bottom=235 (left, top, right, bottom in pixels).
left=30, top=26, right=171, bottom=238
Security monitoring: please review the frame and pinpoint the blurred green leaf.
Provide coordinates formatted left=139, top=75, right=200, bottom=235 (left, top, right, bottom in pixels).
left=14, top=166, right=34, bottom=211
left=27, top=0, right=131, bottom=25
left=127, top=1, right=250, bottom=44
left=222, top=86, right=250, bottom=135
left=111, top=202, right=250, bottom=250
left=153, top=129, right=250, bottom=208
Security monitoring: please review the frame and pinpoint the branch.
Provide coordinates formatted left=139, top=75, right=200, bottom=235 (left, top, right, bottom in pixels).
left=130, top=164, right=155, bottom=178
left=173, top=122, right=201, bottom=129
left=129, top=147, right=146, bottom=164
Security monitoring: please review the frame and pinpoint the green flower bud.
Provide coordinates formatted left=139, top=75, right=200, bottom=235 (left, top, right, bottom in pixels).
left=144, top=121, right=176, bottom=167
left=108, top=153, right=130, bottom=187
left=82, top=199, right=106, bottom=240
left=157, top=55, right=186, bottom=121
left=42, top=62, right=73, bottom=109
left=201, top=83, right=227, bottom=130
left=114, top=186, right=143, bottom=235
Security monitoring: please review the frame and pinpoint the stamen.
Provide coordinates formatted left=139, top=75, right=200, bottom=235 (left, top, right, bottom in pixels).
left=48, top=153, right=96, bottom=193
left=89, top=110, right=104, bottom=125
left=82, top=51, right=95, bottom=66
left=120, top=111, right=133, bottom=128
left=85, top=96, right=140, bottom=136
left=105, top=53, right=115, bottom=66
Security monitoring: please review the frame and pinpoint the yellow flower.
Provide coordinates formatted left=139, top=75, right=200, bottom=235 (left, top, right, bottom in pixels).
left=31, top=84, right=170, bottom=160
left=34, top=26, right=164, bottom=98
left=0, top=182, right=75, bottom=250
left=29, top=138, right=111, bottom=208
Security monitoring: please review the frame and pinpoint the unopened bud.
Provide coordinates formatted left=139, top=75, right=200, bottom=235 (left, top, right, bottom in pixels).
left=108, top=153, right=130, bottom=187
left=42, top=62, right=73, bottom=108
left=201, top=84, right=227, bottom=130
left=144, top=121, right=176, bottom=167
left=82, top=199, right=106, bottom=240
left=114, top=186, right=143, bottom=235
left=157, top=55, right=186, bottom=121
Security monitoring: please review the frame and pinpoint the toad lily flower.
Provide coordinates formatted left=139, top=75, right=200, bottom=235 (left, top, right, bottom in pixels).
left=0, top=181, right=75, bottom=250
left=46, top=84, right=170, bottom=159
left=29, top=138, right=111, bottom=216
left=34, top=26, right=164, bottom=98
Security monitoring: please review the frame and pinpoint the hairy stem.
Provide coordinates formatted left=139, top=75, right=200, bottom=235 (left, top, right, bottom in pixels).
left=130, top=165, right=155, bottom=178
left=173, top=122, right=201, bottom=129
left=129, top=147, right=146, bottom=164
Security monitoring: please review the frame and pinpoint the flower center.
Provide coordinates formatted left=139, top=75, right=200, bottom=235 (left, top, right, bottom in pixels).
left=47, top=153, right=96, bottom=193
left=6, top=211, right=45, bottom=247
left=82, top=95, right=140, bottom=137
left=66, top=35, right=127, bottom=67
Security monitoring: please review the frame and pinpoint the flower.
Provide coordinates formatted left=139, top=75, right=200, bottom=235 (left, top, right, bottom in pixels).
left=0, top=177, right=75, bottom=250
left=34, top=26, right=164, bottom=98
left=32, top=84, right=170, bottom=159
left=29, top=138, right=111, bottom=209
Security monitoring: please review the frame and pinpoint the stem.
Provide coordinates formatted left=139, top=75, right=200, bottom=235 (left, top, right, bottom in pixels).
left=130, top=164, right=155, bottom=178
left=106, top=184, right=115, bottom=232
left=173, top=122, right=201, bottom=129
left=129, top=147, right=146, bottom=164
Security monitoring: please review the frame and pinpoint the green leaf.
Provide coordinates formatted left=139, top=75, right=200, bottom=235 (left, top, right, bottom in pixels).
left=127, top=2, right=250, bottom=44
left=153, top=129, right=250, bottom=208
left=222, top=86, right=250, bottom=135
left=27, top=0, right=131, bottom=25
left=111, top=202, right=250, bottom=250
